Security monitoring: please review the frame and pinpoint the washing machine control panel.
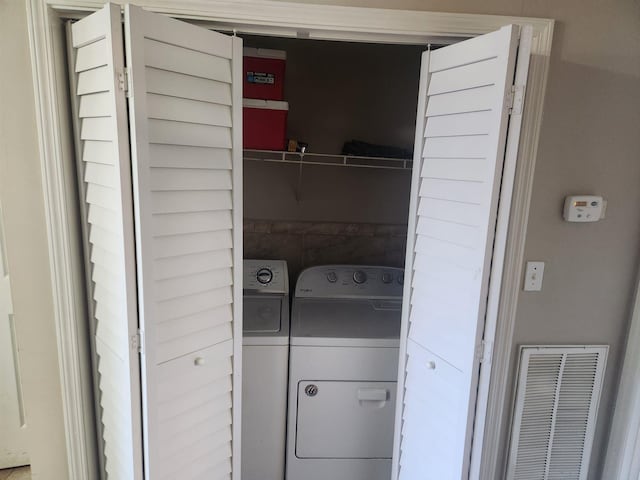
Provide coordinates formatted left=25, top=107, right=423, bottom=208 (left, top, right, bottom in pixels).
left=297, top=265, right=405, bottom=298
left=244, top=259, right=288, bottom=293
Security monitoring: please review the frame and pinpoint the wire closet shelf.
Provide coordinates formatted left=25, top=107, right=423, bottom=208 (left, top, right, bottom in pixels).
left=243, top=149, right=413, bottom=171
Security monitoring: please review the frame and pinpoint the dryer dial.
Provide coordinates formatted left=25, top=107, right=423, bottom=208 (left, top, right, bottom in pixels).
left=353, top=270, right=368, bottom=284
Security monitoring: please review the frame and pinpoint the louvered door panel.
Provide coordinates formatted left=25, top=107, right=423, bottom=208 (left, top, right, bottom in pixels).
left=125, top=6, right=236, bottom=364
left=399, top=341, right=464, bottom=480
left=507, top=346, right=607, bottom=480
left=156, top=342, right=233, bottom=480
left=123, top=5, right=242, bottom=479
left=409, top=26, right=518, bottom=368
left=396, top=25, right=527, bottom=480
left=69, top=5, right=143, bottom=480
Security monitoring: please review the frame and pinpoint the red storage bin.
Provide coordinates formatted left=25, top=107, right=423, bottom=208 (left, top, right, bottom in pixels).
left=243, top=47, right=286, bottom=101
left=243, top=99, right=289, bottom=151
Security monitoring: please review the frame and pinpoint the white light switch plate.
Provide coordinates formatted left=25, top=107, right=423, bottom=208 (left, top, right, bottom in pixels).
left=524, top=261, right=545, bottom=291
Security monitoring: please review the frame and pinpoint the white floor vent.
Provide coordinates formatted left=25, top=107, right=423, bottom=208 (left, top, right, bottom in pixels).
left=506, top=346, right=608, bottom=480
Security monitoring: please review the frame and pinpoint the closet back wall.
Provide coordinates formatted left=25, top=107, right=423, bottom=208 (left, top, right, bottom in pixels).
left=241, top=36, right=422, bottom=276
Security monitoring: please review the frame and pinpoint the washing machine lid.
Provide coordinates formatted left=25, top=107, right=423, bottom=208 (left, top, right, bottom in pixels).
left=244, top=295, right=283, bottom=332
left=290, top=298, right=401, bottom=347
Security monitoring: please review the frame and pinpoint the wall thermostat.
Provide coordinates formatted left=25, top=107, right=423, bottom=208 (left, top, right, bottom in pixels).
left=563, top=195, right=605, bottom=222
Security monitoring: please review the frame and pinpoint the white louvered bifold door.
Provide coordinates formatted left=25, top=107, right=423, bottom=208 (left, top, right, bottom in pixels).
left=68, top=5, right=144, bottom=480
left=393, top=25, right=528, bottom=480
left=123, top=5, right=242, bottom=480
left=506, top=346, right=608, bottom=480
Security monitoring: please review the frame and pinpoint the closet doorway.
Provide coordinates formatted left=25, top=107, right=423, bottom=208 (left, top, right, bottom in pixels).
left=25, top=1, right=556, bottom=478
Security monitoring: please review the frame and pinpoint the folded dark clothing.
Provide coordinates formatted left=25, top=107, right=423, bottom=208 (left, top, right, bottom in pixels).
left=341, top=140, right=412, bottom=159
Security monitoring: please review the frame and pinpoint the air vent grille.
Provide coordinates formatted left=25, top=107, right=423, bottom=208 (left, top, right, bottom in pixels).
left=506, top=346, right=607, bottom=480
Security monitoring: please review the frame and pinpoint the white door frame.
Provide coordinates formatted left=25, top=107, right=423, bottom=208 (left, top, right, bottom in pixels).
left=25, top=1, right=554, bottom=479
left=602, top=270, right=640, bottom=479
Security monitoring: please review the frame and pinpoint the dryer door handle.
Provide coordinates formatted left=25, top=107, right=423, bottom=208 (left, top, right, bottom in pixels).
left=357, top=388, right=388, bottom=402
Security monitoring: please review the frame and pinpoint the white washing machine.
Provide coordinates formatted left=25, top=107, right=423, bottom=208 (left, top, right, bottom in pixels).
left=286, top=265, right=404, bottom=480
left=242, top=259, right=290, bottom=480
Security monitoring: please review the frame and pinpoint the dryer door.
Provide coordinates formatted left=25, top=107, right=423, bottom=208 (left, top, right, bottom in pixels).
left=296, top=381, right=397, bottom=459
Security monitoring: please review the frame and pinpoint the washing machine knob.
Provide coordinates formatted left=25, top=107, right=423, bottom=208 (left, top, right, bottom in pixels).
left=353, top=270, right=367, bottom=284
left=382, top=272, right=393, bottom=284
left=326, top=272, right=338, bottom=283
left=397, top=272, right=405, bottom=285
left=256, top=268, right=273, bottom=285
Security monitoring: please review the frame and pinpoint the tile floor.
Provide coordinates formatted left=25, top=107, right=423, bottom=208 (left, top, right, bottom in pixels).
left=0, top=466, right=30, bottom=480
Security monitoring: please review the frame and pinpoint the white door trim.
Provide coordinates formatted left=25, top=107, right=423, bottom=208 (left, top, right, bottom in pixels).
left=470, top=24, right=534, bottom=479
left=25, top=2, right=99, bottom=479
left=26, top=1, right=553, bottom=479
left=602, top=271, right=640, bottom=480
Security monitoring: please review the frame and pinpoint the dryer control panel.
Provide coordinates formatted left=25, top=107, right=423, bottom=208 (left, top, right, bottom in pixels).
left=295, top=265, right=405, bottom=299
left=244, top=259, right=289, bottom=294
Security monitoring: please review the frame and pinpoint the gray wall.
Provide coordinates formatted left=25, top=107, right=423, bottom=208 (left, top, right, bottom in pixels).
left=242, top=35, right=423, bottom=155
left=244, top=159, right=413, bottom=224
left=242, top=38, right=420, bottom=274
left=242, top=37, right=419, bottom=228
left=0, top=1, right=70, bottom=477
left=507, top=17, right=640, bottom=477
